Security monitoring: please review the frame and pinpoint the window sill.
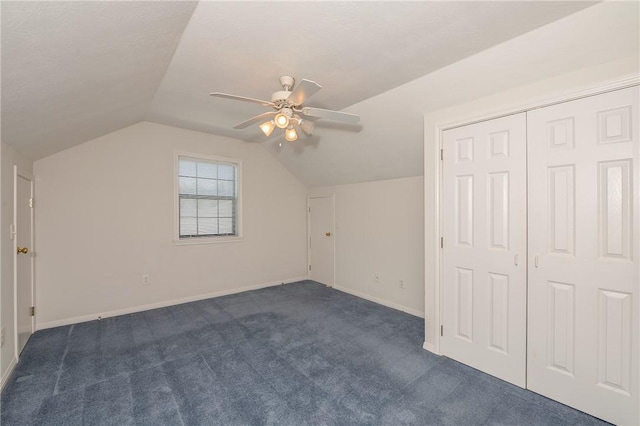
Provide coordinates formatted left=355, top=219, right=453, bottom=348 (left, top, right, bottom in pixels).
left=173, top=236, right=244, bottom=246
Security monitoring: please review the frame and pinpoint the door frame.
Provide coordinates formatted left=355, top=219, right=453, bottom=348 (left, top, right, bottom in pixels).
left=307, top=194, right=336, bottom=287
left=13, top=165, right=35, bottom=360
left=426, top=74, right=640, bottom=355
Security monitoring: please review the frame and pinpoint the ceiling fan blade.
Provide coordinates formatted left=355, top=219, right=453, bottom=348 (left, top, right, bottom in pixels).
left=210, top=92, right=274, bottom=107
left=233, top=112, right=276, bottom=129
left=287, top=79, right=322, bottom=105
left=301, top=107, right=360, bottom=124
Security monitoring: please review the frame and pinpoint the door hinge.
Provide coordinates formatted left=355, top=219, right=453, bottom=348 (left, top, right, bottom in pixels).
left=30, top=306, right=35, bottom=316
left=440, top=237, right=443, bottom=248
left=309, top=207, right=310, bottom=213
left=29, top=198, right=34, bottom=208
left=440, top=325, right=443, bottom=337
left=309, top=265, right=311, bottom=271
left=440, top=149, right=443, bottom=161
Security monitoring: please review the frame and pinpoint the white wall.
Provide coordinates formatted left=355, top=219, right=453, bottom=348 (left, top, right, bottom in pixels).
left=1, top=143, right=34, bottom=387
left=33, top=122, right=308, bottom=328
left=310, top=177, right=424, bottom=317
left=423, top=62, right=639, bottom=350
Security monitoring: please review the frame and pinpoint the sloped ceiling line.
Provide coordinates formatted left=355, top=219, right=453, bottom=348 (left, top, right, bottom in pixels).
left=1, top=1, right=198, bottom=160
left=4, top=1, right=630, bottom=190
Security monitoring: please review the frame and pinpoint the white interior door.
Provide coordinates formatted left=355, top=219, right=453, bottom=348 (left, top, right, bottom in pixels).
left=309, top=195, right=334, bottom=286
left=441, top=113, right=527, bottom=387
left=527, top=86, right=639, bottom=425
left=14, top=167, right=34, bottom=356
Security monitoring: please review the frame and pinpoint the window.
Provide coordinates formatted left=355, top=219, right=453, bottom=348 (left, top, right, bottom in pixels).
left=176, top=153, right=241, bottom=241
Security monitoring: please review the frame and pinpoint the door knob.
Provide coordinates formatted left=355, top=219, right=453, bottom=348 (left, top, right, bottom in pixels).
left=325, top=232, right=331, bottom=237
left=17, top=247, right=28, bottom=254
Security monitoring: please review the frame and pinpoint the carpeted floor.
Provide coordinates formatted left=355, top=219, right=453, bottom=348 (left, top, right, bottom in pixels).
left=2, top=280, right=606, bottom=425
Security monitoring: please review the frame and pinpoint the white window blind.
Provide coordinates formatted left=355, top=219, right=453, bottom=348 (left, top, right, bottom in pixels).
left=178, top=156, right=238, bottom=238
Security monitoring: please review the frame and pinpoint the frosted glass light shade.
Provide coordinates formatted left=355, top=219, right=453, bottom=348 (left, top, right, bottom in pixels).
left=259, top=120, right=275, bottom=136
left=275, top=112, right=289, bottom=128
left=285, top=127, right=298, bottom=141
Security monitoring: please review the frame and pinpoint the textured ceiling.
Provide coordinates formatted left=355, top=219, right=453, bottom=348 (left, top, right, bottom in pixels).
left=0, top=0, right=620, bottom=183
left=263, top=5, right=640, bottom=189
left=146, top=1, right=597, bottom=142
left=1, top=1, right=197, bottom=159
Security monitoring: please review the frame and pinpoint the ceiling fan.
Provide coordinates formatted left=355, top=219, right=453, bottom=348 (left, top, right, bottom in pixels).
left=209, top=76, right=360, bottom=142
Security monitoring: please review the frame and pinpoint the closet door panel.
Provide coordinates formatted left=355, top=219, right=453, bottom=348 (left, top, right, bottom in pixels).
left=527, top=86, right=639, bottom=426
left=442, top=113, right=527, bottom=387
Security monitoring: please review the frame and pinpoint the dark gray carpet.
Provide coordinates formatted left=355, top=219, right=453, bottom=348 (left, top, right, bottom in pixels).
left=2, top=280, right=606, bottom=425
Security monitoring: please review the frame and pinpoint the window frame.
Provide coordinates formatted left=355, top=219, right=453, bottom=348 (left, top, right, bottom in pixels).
left=173, top=151, right=243, bottom=245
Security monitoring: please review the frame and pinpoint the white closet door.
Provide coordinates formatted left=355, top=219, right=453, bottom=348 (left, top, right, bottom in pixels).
left=442, top=113, right=527, bottom=387
left=527, top=86, right=639, bottom=425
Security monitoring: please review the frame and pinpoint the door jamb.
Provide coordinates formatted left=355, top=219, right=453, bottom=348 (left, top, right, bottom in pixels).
left=13, top=165, right=35, bottom=360
left=307, top=194, right=336, bottom=287
left=427, top=74, right=640, bottom=356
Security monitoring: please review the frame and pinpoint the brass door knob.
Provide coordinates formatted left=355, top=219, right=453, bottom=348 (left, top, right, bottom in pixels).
left=17, top=247, right=28, bottom=254
left=325, top=232, right=331, bottom=237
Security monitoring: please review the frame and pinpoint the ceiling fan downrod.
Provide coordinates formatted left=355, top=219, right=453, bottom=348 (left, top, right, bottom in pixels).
left=279, top=76, right=295, bottom=91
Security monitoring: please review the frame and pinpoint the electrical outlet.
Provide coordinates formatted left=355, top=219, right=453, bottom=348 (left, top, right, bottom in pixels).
left=399, top=280, right=405, bottom=289
left=374, top=273, right=380, bottom=283
left=142, top=275, right=150, bottom=285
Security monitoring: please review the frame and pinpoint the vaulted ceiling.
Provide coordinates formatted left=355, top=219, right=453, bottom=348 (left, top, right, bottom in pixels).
left=1, top=1, right=198, bottom=159
left=3, top=1, right=638, bottom=187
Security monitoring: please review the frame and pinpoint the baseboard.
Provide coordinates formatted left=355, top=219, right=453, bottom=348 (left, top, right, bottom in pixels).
left=333, top=285, right=424, bottom=318
left=423, top=341, right=437, bottom=354
left=1, top=357, right=17, bottom=391
left=36, top=276, right=308, bottom=330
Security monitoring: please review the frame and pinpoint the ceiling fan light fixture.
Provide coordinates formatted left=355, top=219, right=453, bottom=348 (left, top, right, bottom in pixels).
left=285, top=127, right=298, bottom=142
left=259, top=120, right=275, bottom=136
left=274, top=109, right=292, bottom=128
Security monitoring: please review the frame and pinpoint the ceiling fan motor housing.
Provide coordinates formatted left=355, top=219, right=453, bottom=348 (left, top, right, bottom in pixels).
left=270, top=76, right=297, bottom=105
left=271, top=90, right=293, bottom=103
